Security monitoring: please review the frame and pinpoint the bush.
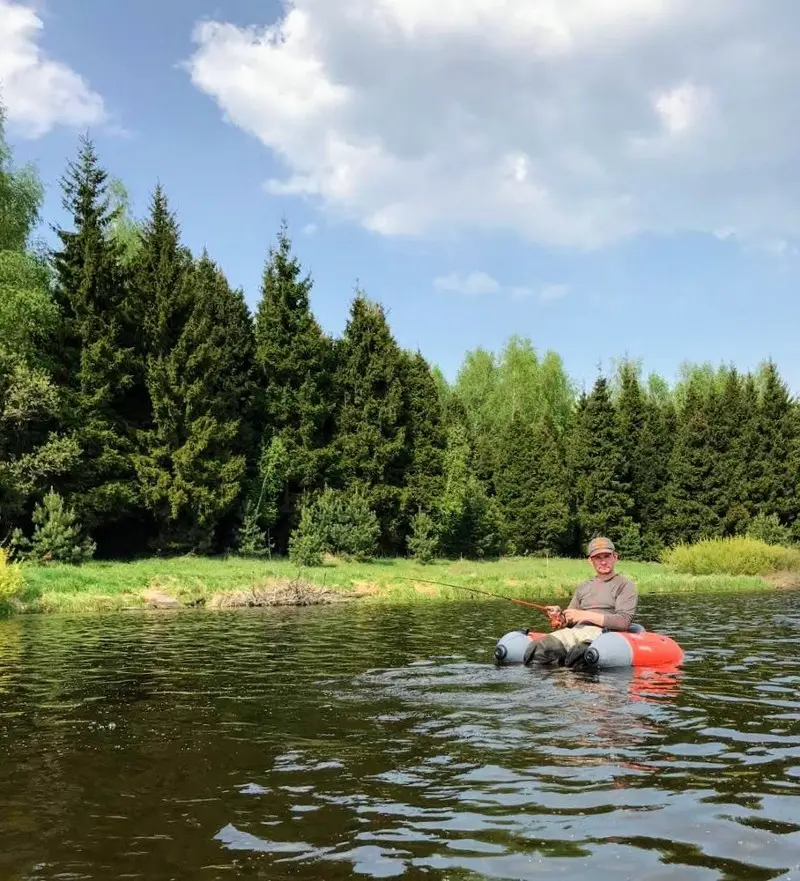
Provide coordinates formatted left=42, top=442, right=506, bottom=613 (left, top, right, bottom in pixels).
left=288, top=505, right=326, bottom=567
left=746, top=512, right=793, bottom=547
left=235, top=500, right=272, bottom=557
left=0, top=548, right=24, bottom=604
left=662, top=536, right=800, bottom=576
left=10, top=488, right=96, bottom=564
left=407, top=511, right=439, bottom=563
left=288, top=487, right=380, bottom=564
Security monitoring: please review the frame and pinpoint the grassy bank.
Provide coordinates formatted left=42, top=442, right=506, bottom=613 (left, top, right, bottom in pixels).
left=9, top=553, right=782, bottom=615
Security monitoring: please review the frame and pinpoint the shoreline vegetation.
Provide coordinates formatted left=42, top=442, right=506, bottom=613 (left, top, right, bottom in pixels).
left=5, top=545, right=798, bottom=616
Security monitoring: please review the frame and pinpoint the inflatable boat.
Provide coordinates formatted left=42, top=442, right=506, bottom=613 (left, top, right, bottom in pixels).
left=494, top=624, right=684, bottom=669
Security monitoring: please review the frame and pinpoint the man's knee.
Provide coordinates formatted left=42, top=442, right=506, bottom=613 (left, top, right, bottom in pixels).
left=524, top=634, right=567, bottom=666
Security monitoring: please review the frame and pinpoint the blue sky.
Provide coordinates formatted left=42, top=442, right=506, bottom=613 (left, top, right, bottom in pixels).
left=3, top=0, right=800, bottom=391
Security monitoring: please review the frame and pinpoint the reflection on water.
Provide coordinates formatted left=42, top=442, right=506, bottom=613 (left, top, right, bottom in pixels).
left=0, top=589, right=799, bottom=880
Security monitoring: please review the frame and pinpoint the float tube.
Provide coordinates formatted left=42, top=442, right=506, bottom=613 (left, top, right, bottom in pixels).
left=494, top=624, right=684, bottom=669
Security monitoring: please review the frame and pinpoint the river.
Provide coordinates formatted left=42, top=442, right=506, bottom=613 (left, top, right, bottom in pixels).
left=1, top=589, right=799, bottom=880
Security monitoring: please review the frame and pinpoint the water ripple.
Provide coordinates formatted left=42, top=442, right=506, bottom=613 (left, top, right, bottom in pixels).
left=1, top=591, right=799, bottom=879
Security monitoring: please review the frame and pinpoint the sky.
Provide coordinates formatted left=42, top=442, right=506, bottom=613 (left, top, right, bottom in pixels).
left=2, top=0, right=800, bottom=391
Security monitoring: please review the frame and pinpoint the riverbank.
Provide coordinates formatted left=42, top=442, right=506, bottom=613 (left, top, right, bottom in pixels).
left=9, top=554, right=783, bottom=614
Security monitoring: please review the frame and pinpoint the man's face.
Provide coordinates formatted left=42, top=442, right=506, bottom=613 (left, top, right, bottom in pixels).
left=589, top=551, right=617, bottom=577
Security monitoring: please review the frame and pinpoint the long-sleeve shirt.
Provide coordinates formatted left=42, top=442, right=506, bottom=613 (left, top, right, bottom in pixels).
left=567, top=573, right=638, bottom=631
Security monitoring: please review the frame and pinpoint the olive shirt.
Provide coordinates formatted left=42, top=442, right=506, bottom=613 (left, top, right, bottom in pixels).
left=567, top=573, right=638, bottom=631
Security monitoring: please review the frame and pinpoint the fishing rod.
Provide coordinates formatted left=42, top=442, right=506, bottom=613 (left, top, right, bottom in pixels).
left=400, top=577, right=566, bottom=628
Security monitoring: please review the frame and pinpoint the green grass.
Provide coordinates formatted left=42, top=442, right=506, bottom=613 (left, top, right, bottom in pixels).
left=12, top=553, right=779, bottom=615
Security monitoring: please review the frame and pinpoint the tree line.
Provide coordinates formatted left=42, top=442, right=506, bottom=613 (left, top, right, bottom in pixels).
left=2, top=118, right=798, bottom=564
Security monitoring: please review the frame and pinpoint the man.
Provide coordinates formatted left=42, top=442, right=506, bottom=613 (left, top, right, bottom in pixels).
left=526, top=536, right=638, bottom=667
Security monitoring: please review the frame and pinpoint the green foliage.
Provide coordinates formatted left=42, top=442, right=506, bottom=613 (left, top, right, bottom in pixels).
left=663, top=379, right=731, bottom=545
left=287, top=505, right=326, bottom=567
left=0, top=547, right=24, bottom=603
left=437, top=424, right=508, bottom=558
left=569, top=377, right=639, bottom=554
left=48, top=136, right=141, bottom=540
left=330, top=292, right=408, bottom=550
left=407, top=511, right=439, bottom=563
left=494, top=413, right=572, bottom=555
left=253, top=224, right=334, bottom=546
left=11, top=489, right=95, bottom=564
left=746, top=512, right=793, bottom=547
left=235, top=500, right=271, bottom=557
left=133, top=254, right=256, bottom=553
left=400, top=350, right=447, bottom=529
left=663, top=536, right=800, bottom=576
left=2, top=119, right=800, bottom=568
left=289, top=487, right=380, bottom=563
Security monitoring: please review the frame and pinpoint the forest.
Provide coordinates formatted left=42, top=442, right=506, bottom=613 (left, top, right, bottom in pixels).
left=2, top=113, right=798, bottom=566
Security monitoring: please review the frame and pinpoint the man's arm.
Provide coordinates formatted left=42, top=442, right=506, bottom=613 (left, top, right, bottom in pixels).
left=602, top=580, right=638, bottom=631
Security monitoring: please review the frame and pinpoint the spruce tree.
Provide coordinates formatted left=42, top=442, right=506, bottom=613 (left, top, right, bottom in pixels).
left=330, top=292, right=409, bottom=551
left=568, top=376, right=639, bottom=555
left=49, top=136, right=139, bottom=548
left=615, top=362, right=675, bottom=558
left=663, top=381, right=722, bottom=544
left=252, top=223, right=334, bottom=548
left=495, top=412, right=572, bottom=555
left=126, top=185, right=194, bottom=441
left=749, top=361, right=796, bottom=524
left=400, top=350, right=447, bottom=523
left=134, top=254, right=256, bottom=552
left=712, top=368, right=750, bottom=534
left=636, top=395, right=676, bottom=556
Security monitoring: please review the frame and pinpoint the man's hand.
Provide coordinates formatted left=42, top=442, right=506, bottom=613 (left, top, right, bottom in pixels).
left=564, top=608, right=605, bottom=627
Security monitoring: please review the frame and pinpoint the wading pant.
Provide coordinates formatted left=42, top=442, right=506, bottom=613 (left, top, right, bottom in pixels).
left=548, top=624, right=603, bottom=649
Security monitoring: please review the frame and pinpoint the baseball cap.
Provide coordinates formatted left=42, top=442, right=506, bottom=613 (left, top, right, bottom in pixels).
left=587, top=536, right=616, bottom=557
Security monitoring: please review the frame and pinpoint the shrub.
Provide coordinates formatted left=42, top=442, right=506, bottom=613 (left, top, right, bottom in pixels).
left=235, top=500, right=272, bottom=557
left=10, top=488, right=95, bottom=564
left=288, top=505, right=326, bottom=567
left=407, top=511, right=439, bottom=563
left=746, top=512, right=793, bottom=547
left=662, top=536, right=800, bottom=576
left=0, top=547, right=24, bottom=604
left=288, top=487, right=380, bottom=564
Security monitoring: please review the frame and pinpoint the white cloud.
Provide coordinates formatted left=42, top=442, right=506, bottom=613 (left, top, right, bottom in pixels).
left=434, top=272, right=567, bottom=301
left=186, top=1, right=800, bottom=249
left=433, top=271, right=500, bottom=295
left=539, top=284, right=569, bottom=301
left=302, top=222, right=318, bottom=236
left=0, top=1, right=105, bottom=137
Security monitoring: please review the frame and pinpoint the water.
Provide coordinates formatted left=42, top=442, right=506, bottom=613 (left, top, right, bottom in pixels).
left=1, top=589, right=799, bottom=880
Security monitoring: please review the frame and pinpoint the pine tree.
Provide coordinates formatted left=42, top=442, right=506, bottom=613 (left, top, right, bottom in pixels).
left=568, top=376, right=639, bottom=555
left=48, top=136, right=139, bottom=548
left=253, top=223, right=334, bottom=548
left=495, top=412, right=572, bottom=555
left=133, top=254, right=256, bottom=552
left=330, top=292, right=409, bottom=551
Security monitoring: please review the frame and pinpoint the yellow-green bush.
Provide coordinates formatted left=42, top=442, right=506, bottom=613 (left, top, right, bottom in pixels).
left=0, top=547, right=24, bottom=602
left=663, top=536, right=800, bottom=576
